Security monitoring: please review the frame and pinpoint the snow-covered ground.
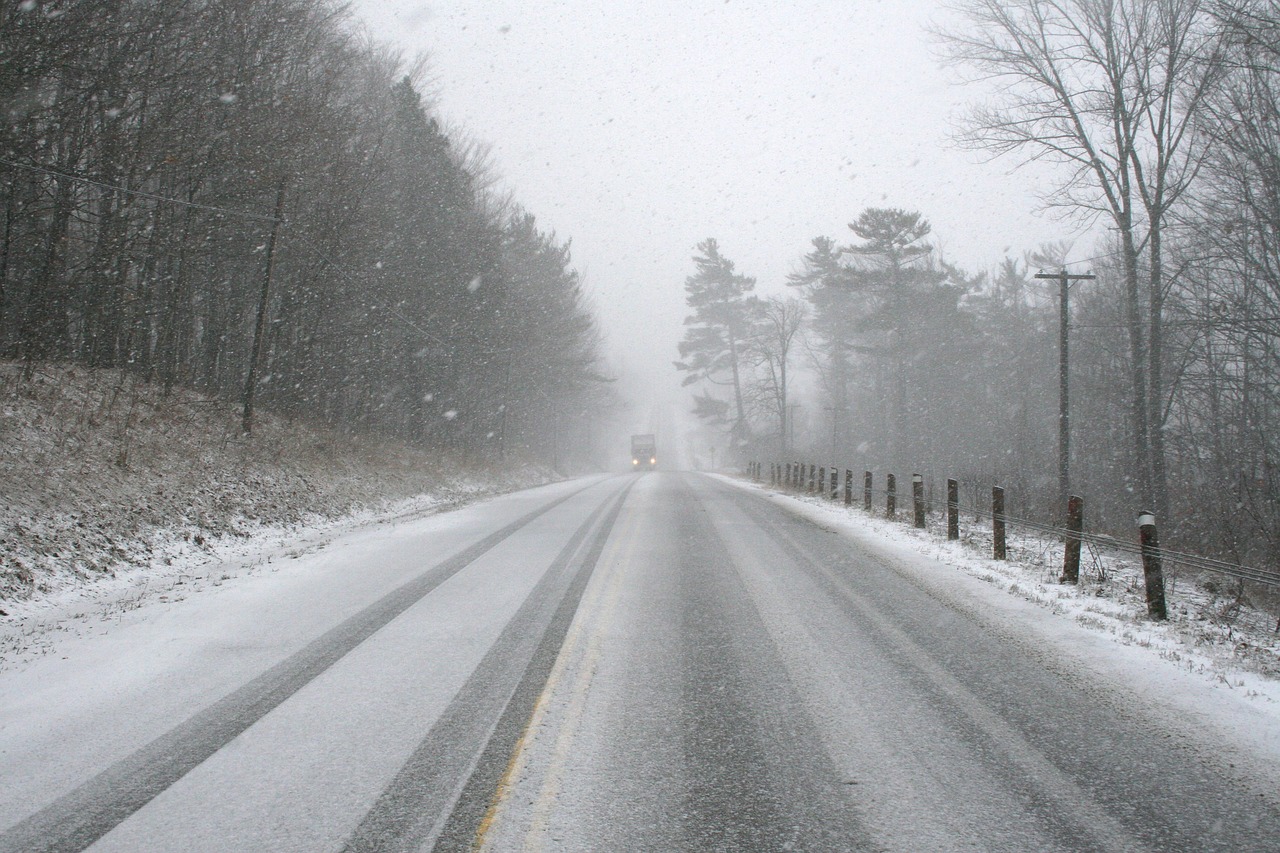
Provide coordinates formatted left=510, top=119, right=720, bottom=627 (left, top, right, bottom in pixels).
left=5, top=382, right=1277, bottom=763
left=1, top=468, right=1277, bottom=849
left=0, top=361, right=556, bottom=604
left=721, top=474, right=1280, bottom=783
left=0, top=361, right=557, bottom=665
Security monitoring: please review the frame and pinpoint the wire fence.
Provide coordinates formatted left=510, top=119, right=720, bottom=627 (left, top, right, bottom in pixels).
left=758, top=461, right=1280, bottom=590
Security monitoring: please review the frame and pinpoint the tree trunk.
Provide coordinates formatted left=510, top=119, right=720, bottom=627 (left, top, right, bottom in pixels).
left=1148, top=225, right=1171, bottom=524
left=22, top=168, right=76, bottom=368
left=728, top=333, right=748, bottom=445
left=1120, top=224, right=1153, bottom=508
left=0, top=178, right=12, bottom=354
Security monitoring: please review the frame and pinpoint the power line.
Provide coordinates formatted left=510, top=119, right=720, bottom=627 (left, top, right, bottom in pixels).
left=0, top=157, right=282, bottom=223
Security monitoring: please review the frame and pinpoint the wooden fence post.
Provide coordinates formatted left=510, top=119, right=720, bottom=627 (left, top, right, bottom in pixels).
left=947, top=478, right=959, bottom=540
left=886, top=474, right=897, bottom=518
left=992, top=486, right=1006, bottom=560
left=1138, top=511, right=1168, bottom=619
left=808, top=464, right=816, bottom=493
left=1062, top=495, right=1083, bottom=584
left=845, top=469, right=853, bottom=505
left=863, top=471, right=872, bottom=511
left=831, top=467, right=840, bottom=501
left=912, top=473, right=925, bottom=528
left=818, top=466, right=826, bottom=497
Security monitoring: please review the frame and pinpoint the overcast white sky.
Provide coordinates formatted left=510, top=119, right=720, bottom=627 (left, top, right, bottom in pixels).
left=353, top=0, right=1089, bottom=424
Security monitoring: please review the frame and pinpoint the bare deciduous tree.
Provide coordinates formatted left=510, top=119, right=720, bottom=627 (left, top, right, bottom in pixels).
left=937, top=0, right=1225, bottom=520
left=746, top=296, right=806, bottom=455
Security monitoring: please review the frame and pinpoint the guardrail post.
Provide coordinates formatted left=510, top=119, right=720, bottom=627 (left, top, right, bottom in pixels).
left=1138, top=511, right=1168, bottom=620
left=886, top=474, right=896, bottom=518
left=845, top=469, right=853, bottom=505
left=912, top=474, right=925, bottom=528
left=1062, top=495, right=1083, bottom=584
left=831, top=467, right=840, bottom=501
left=818, top=466, right=826, bottom=497
left=808, top=464, right=815, bottom=493
left=947, top=478, right=959, bottom=540
left=992, top=486, right=1006, bottom=560
left=863, top=471, right=872, bottom=511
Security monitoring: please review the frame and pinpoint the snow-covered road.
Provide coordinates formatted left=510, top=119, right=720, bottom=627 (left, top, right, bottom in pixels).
left=1, top=472, right=1277, bottom=851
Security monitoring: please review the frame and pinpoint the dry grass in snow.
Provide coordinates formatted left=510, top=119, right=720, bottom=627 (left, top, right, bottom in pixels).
left=0, top=361, right=552, bottom=610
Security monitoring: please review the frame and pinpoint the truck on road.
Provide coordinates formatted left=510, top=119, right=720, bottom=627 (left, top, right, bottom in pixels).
left=631, top=434, right=657, bottom=470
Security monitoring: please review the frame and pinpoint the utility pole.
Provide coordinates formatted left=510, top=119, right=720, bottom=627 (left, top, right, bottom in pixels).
left=1035, top=268, right=1095, bottom=518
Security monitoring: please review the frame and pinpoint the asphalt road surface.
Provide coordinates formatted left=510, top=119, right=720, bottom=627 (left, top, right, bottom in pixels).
left=1, top=472, right=1276, bottom=852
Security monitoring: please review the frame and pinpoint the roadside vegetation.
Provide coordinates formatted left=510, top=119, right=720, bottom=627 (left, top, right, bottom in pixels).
left=0, top=360, right=553, bottom=606
left=680, top=1, right=1280, bottom=583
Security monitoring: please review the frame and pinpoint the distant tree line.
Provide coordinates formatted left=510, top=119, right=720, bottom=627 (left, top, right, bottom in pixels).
left=679, top=0, right=1280, bottom=571
left=0, top=0, right=609, bottom=466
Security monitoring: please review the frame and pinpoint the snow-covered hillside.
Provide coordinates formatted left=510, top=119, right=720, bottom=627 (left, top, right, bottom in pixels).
left=0, top=361, right=553, bottom=611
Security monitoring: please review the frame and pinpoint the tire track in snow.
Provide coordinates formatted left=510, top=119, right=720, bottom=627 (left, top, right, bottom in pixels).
left=341, top=477, right=636, bottom=853
left=0, top=480, right=604, bottom=853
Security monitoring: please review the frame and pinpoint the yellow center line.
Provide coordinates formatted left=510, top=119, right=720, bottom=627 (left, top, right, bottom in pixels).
left=523, top=529, right=632, bottom=850
left=472, top=499, right=640, bottom=852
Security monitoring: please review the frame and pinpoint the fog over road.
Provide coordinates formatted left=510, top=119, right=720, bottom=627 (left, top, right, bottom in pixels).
left=1, top=473, right=1276, bottom=852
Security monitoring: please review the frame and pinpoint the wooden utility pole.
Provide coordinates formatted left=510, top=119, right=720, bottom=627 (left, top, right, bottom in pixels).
left=242, top=180, right=287, bottom=435
left=1035, top=268, right=1095, bottom=519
